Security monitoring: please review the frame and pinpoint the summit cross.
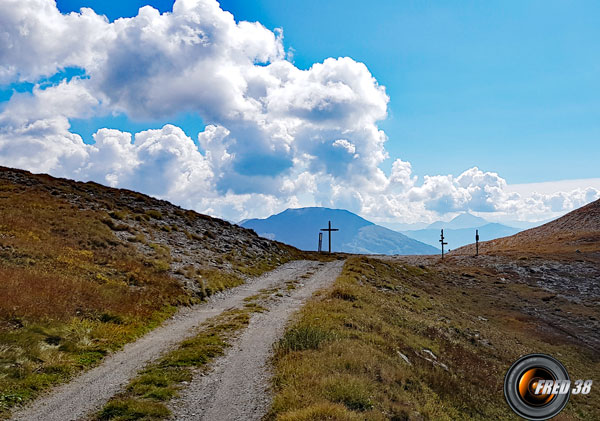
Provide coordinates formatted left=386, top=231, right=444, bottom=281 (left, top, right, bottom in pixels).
left=320, top=220, right=339, bottom=254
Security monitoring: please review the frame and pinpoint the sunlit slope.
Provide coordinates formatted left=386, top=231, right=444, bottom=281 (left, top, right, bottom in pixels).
left=454, top=199, right=600, bottom=255
left=0, top=166, right=298, bottom=417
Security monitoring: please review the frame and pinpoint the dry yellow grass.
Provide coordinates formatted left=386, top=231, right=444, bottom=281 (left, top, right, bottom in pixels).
left=454, top=198, right=600, bottom=255
left=0, top=167, right=307, bottom=418
left=0, top=179, right=189, bottom=416
left=268, top=257, right=599, bottom=420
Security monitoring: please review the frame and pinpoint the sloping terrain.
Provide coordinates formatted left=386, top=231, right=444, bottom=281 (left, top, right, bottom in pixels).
left=403, top=222, right=521, bottom=250
left=0, top=166, right=300, bottom=417
left=10, top=260, right=336, bottom=421
left=267, top=255, right=600, bottom=420
left=266, top=200, right=600, bottom=420
left=454, top=199, right=600, bottom=255
left=241, top=207, right=438, bottom=255
left=3, top=167, right=598, bottom=420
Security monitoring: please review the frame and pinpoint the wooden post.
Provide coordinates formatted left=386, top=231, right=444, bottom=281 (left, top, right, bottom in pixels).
left=320, top=220, right=339, bottom=254
left=318, top=232, right=323, bottom=253
left=475, top=229, right=479, bottom=256
left=439, top=229, right=448, bottom=259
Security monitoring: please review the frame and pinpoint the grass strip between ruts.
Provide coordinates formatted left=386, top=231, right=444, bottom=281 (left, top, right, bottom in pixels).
left=92, top=281, right=299, bottom=421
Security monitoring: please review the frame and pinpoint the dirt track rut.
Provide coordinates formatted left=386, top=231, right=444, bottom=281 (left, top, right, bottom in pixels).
left=169, top=259, right=345, bottom=420
left=10, top=260, right=329, bottom=421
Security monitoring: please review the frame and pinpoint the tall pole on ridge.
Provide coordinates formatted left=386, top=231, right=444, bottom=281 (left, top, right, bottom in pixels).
left=440, top=229, right=448, bottom=259
left=318, top=232, right=323, bottom=253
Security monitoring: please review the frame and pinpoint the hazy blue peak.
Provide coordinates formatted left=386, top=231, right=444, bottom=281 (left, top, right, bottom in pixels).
left=241, top=207, right=437, bottom=255
left=402, top=221, right=523, bottom=250
left=276, top=207, right=372, bottom=221
left=427, top=212, right=488, bottom=230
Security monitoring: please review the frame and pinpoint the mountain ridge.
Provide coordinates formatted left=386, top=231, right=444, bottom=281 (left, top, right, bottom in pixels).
left=241, top=207, right=438, bottom=255
left=402, top=222, right=522, bottom=250
left=453, top=198, right=600, bottom=255
left=0, top=165, right=307, bottom=416
left=426, top=212, right=488, bottom=230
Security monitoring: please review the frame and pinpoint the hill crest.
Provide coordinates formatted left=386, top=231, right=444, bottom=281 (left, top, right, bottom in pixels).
left=453, top=199, right=600, bottom=255
left=0, top=166, right=299, bottom=296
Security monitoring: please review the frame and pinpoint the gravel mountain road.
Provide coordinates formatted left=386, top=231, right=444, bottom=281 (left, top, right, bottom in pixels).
left=169, top=259, right=345, bottom=421
left=10, top=260, right=326, bottom=421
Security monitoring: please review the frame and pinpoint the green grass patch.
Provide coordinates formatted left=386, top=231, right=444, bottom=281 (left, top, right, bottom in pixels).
left=93, top=294, right=276, bottom=420
left=197, top=269, right=244, bottom=298
left=276, top=325, right=336, bottom=354
left=98, top=398, right=170, bottom=421
left=267, top=257, right=600, bottom=420
left=0, top=167, right=319, bottom=418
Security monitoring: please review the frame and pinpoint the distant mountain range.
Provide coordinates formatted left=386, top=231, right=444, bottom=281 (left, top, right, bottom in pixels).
left=454, top=199, right=600, bottom=255
left=240, top=207, right=439, bottom=255
left=401, top=212, right=522, bottom=250
left=239, top=208, right=544, bottom=255
left=426, top=212, right=488, bottom=230
left=380, top=215, right=548, bottom=232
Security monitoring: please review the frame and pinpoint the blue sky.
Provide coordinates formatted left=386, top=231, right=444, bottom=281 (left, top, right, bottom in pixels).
left=1, top=0, right=598, bottom=223
left=52, top=0, right=600, bottom=184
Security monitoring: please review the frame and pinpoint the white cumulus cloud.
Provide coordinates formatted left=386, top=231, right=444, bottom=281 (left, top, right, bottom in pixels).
left=0, top=0, right=597, bottom=224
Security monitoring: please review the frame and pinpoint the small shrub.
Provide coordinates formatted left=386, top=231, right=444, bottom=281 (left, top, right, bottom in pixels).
left=44, top=335, right=62, bottom=345
left=134, top=214, right=149, bottom=222
left=101, top=218, right=129, bottom=231
left=330, top=286, right=357, bottom=302
left=0, top=393, right=26, bottom=411
left=100, top=313, right=124, bottom=324
left=152, top=260, right=170, bottom=273
left=145, top=210, right=162, bottom=219
left=184, top=231, right=203, bottom=241
left=108, top=211, right=127, bottom=220
left=98, top=398, right=170, bottom=420
left=323, top=376, right=374, bottom=411
left=276, top=325, right=335, bottom=354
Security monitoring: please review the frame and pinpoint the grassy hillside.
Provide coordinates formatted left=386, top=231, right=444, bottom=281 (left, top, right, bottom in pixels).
left=0, top=167, right=301, bottom=417
left=268, top=257, right=599, bottom=420
left=454, top=199, right=600, bottom=255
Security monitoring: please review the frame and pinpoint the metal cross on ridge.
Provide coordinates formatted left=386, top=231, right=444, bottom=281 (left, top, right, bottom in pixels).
left=320, top=220, right=339, bottom=254
left=440, top=229, right=448, bottom=259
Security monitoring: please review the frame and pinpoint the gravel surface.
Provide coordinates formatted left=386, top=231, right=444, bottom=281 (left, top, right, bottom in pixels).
left=10, top=260, right=322, bottom=421
left=169, top=259, right=345, bottom=421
